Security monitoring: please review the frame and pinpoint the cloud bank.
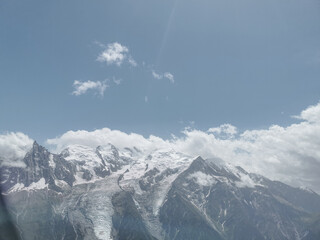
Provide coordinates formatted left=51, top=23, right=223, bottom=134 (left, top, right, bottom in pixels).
left=2, top=102, right=320, bottom=193
left=72, top=80, right=108, bottom=97
left=46, top=102, right=320, bottom=193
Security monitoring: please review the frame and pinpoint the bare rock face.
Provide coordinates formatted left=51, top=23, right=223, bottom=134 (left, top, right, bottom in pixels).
left=111, top=191, right=156, bottom=240
left=1, top=141, right=76, bottom=193
left=2, top=143, right=320, bottom=240
left=159, top=157, right=320, bottom=240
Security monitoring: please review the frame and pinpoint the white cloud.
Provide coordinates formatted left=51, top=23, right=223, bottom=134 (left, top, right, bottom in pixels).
left=293, top=101, right=320, bottom=123
left=112, top=77, right=122, bottom=85
left=152, top=71, right=162, bottom=80
left=97, top=42, right=136, bottom=67
left=164, top=72, right=174, bottom=83
left=0, top=132, right=33, bottom=167
left=152, top=71, right=175, bottom=83
left=173, top=118, right=320, bottom=192
left=46, top=102, right=320, bottom=193
left=93, top=41, right=106, bottom=48
left=97, top=42, right=128, bottom=66
left=2, top=103, right=319, bottom=193
left=72, top=80, right=108, bottom=97
left=235, top=173, right=256, bottom=188
left=47, top=128, right=168, bottom=154
left=145, top=96, right=148, bottom=103
left=128, top=56, right=138, bottom=67
left=208, top=124, right=237, bottom=137
left=188, top=171, right=217, bottom=186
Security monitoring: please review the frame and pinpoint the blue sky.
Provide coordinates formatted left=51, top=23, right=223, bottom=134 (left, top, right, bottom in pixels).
left=1, top=0, right=320, bottom=143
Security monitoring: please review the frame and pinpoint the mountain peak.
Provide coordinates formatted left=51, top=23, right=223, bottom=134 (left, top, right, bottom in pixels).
left=195, top=156, right=205, bottom=161
left=31, top=140, right=40, bottom=151
left=190, top=156, right=207, bottom=167
left=28, top=140, right=48, bottom=156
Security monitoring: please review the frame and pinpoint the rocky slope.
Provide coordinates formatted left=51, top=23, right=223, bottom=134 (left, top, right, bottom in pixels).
left=1, top=141, right=320, bottom=240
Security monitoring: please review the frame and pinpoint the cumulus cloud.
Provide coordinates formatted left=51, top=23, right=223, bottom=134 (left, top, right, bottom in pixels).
left=97, top=42, right=136, bottom=67
left=152, top=71, right=175, bottom=83
left=72, top=80, right=108, bottom=97
left=0, top=132, right=33, bottom=167
left=293, top=101, right=320, bottom=123
left=46, top=102, right=320, bottom=193
left=208, top=124, right=237, bottom=137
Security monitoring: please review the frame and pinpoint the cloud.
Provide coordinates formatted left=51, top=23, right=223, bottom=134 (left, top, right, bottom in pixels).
left=188, top=171, right=217, bottom=187
left=293, top=101, right=320, bottom=123
left=47, top=128, right=168, bottom=154
left=152, top=71, right=175, bottom=83
left=0, top=132, right=33, bottom=167
left=72, top=80, right=108, bottom=97
left=172, top=103, right=320, bottom=192
left=1, top=102, right=319, bottom=193
left=97, top=42, right=137, bottom=67
left=145, top=96, right=148, bottom=103
left=208, top=124, right=237, bottom=137
left=164, top=72, right=174, bottom=83
left=46, top=102, right=320, bottom=193
left=112, top=77, right=122, bottom=85
left=152, top=71, right=162, bottom=80
left=128, top=56, right=138, bottom=67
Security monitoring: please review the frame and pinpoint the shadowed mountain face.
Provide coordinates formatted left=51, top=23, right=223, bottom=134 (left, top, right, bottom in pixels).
left=161, top=157, right=319, bottom=240
left=1, top=142, right=320, bottom=240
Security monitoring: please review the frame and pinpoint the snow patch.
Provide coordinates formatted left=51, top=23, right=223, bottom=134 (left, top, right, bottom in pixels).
left=9, top=178, right=48, bottom=192
left=8, top=183, right=25, bottom=192
left=48, top=154, right=56, bottom=168
left=63, top=145, right=102, bottom=167
left=25, top=178, right=48, bottom=191
left=54, top=179, right=69, bottom=189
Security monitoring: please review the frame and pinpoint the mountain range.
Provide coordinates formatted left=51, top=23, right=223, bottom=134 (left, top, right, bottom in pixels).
left=1, top=141, right=320, bottom=240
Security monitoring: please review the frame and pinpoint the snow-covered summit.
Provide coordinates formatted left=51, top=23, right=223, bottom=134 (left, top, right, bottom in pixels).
left=61, top=144, right=103, bottom=167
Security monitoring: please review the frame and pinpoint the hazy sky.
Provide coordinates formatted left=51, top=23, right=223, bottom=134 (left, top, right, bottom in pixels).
left=1, top=0, right=320, bottom=142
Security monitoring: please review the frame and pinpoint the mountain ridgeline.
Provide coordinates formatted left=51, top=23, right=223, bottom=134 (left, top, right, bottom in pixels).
left=1, top=141, right=320, bottom=240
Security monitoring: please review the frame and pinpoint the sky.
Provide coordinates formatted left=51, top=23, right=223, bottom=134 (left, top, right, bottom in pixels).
left=1, top=0, right=320, bottom=192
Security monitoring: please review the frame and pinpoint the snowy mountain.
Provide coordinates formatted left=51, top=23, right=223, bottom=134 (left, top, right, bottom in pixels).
left=1, top=141, right=320, bottom=240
